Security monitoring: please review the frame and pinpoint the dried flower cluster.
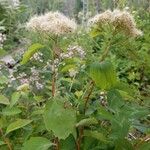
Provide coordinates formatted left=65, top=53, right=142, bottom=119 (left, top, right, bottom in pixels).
left=0, top=33, right=6, bottom=49
left=88, top=9, right=142, bottom=37
left=26, top=12, right=77, bottom=36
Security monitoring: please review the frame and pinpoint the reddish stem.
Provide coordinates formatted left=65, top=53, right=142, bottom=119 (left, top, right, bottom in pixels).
left=0, top=128, right=12, bottom=150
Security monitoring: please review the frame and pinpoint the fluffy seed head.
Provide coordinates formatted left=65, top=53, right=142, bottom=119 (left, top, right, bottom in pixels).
left=88, top=9, right=142, bottom=37
left=26, top=12, right=77, bottom=36
left=88, top=10, right=112, bottom=26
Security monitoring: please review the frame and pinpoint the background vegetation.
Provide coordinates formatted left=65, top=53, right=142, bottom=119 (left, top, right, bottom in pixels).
left=0, top=0, right=150, bottom=150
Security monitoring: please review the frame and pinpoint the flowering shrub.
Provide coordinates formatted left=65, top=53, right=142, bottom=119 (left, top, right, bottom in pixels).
left=0, top=9, right=150, bottom=150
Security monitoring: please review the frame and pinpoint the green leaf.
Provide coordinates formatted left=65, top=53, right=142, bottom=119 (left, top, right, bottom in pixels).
left=0, top=140, right=5, bottom=146
left=84, top=130, right=108, bottom=143
left=60, top=135, right=76, bottom=150
left=0, top=75, right=8, bottom=84
left=60, top=64, right=76, bottom=73
left=6, top=119, right=32, bottom=135
left=21, top=43, right=44, bottom=65
left=89, top=26, right=102, bottom=37
left=0, top=49, right=7, bottom=57
left=138, top=142, right=150, bottom=150
left=1, top=107, right=22, bottom=116
left=98, top=106, right=114, bottom=121
left=76, top=117, right=98, bottom=127
left=107, top=89, right=124, bottom=110
left=111, top=117, right=130, bottom=140
left=0, top=95, right=10, bottom=105
left=89, top=61, right=117, bottom=90
left=43, top=99, right=76, bottom=139
left=115, top=139, right=134, bottom=150
left=10, top=92, right=21, bottom=107
left=22, top=137, right=53, bottom=150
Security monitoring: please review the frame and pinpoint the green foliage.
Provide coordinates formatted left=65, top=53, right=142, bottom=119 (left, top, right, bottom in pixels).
left=89, top=61, right=118, bottom=90
left=43, top=98, right=76, bottom=139
left=21, top=43, right=44, bottom=65
left=0, top=95, right=10, bottom=105
left=22, top=137, right=53, bottom=150
left=0, top=2, right=149, bottom=150
left=6, top=119, right=32, bottom=135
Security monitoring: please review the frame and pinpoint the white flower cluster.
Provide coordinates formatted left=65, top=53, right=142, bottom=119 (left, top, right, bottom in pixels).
left=26, top=12, right=77, bottom=36
left=69, top=68, right=78, bottom=77
left=88, top=9, right=142, bottom=37
left=30, top=52, right=43, bottom=62
left=60, top=45, right=86, bottom=59
left=43, top=45, right=85, bottom=77
left=15, top=68, right=44, bottom=90
left=0, top=33, right=6, bottom=49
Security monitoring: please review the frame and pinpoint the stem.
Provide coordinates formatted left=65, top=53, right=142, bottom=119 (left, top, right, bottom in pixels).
left=83, top=81, right=95, bottom=114
left=51, top=38, right=60, bottom=150
left=52, top=69, right=56, bottom=97
left=54, top=137, right=60, bottom=150
left=0, top=128, right=12, bottom=150
left=76, top=127, right=84, bottom=150
left=76, top=81, right=94, bottom=150
left=69, top=75, right=76, bottom=92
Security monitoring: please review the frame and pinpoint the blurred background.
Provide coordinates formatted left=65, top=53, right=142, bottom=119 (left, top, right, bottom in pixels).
left=0, top=0, right=149, bottom=52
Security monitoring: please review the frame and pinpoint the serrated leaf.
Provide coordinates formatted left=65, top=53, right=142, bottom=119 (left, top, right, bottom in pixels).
left=89, top=61, right=117, bottom=90
left=2, top=107, right=22, bottom=116
left=22, top=137, right=53, bottom=150
left=0, top=95, right=10, bottom=105
left=107, top=89, right=124, bottom=110
left=21, top=43, right=44, bottom=65
left=43, top=99, right=76, bottom=139
left=76, top=117, right=98, bottom=127
left=10, top=92, right=21, bottom=107
left=6, top=119, right=32, bottom=135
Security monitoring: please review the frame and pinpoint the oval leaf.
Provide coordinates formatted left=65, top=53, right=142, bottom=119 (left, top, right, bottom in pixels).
left=21, top=43, right=44, bottom=65
left=6, top=119, right=32, bottom=135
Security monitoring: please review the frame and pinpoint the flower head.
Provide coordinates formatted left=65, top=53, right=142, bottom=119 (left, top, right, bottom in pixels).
left=88, top=10, right=112, bottom=26
left=88, top=9, right=142, bottom=37
left=26, top=12, right=77, bottom=36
